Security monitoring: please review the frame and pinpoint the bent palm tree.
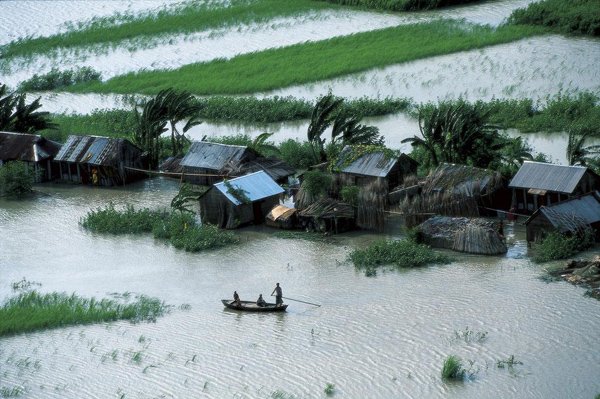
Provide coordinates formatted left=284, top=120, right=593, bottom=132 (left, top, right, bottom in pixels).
left=0, top=83, right=56, bottom=133
left=567, top=130, right=600, bottom=166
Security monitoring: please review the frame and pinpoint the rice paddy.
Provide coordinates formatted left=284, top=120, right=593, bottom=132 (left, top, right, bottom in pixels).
left=67, top=22, right=544, bottom=95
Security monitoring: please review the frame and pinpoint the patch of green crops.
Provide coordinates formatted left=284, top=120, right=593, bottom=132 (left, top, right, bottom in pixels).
left=68, top=21, right=545, bottom=96
left=0, top=291, right=168, bottom=337
left=0, top=0, right=339, bottom=60
left=316, top=0, right=482, bottom=12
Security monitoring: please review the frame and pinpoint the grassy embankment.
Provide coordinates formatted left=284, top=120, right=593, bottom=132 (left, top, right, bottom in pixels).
left=68, top=22, right=544, bottom=95
left=507, top=0, right=600, bottom=37
left=0, top=290, right=168, bottom=337
left=81, top=204, right=238, bottom=253
left=0, top=0, right=339, bottom=61
left=315, top=0, right=481, bottom=11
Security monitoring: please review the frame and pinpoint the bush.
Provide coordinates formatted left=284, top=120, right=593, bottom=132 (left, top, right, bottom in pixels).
left=302, top=170, right=333, bottom=198
left=508, top=0, right=600, bottom=36
left=0, top=161, right=36, bottom=197
left=279, top=139, right=318, bottom=169
left=349, top=239, right=451, bottom=273
left=44, top=109, right=138, bottom=143
left=441, top=355, right=465, bottom=380
left=18, top=67, right=102, bottom=92
left=340, top=185, right=360, bottom=206
left=533, top=229, right=595, bottom=263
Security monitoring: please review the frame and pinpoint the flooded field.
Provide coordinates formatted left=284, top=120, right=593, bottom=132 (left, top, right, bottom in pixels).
left=1, top=180, right=599, bottom=398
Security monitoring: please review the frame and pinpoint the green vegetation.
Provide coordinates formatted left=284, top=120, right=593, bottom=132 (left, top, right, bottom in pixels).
left=302, top=170, right=333, bottom=198
left=0, top=290, right=168, bottom=337
left=81, top=204, right=238, bottom=253
left=17, top=67, right=101, bottom=92
left=69, top=22, right=543, bottom=95
left=441, top=355, right=465, bottom=380
left=532, top=229, right=595, bottom=263
left=496, top=355, right=523, bottom=369
left=317, top=0, right=480, bottom=11
left=279, top=139, right=320, bottom=169
left=273, top=231, right=331, bottom=242
left=0, top=161, right=37, bottom=197
left=349, top=239, right=451, bottom=274
left=508, top=0, right=600, bottom=36
left=0, top=386, right=24, bottom=397
left=0, top=0, right=338, bottom=61
left=324, top=383, right=335, bottom=396
left=44, top=109, right=138, bottom=143
left=0, top=83, right=56, bottom=133
left=453, top=327, right=488, bottom=343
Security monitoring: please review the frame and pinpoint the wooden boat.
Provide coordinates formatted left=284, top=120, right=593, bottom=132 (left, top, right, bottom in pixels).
left=221, top=299, right=288, bottom=312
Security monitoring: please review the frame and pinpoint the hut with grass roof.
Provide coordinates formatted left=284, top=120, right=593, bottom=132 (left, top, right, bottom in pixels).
left=525, top=191, right=600, bottom=243
left=298, top=198, right=355, bottom=233
left=509, top=161, right=600, bottom=214
left=53, top=135, right=146, bottom=186
left=198, top=171, right=284, bottom=229
left=398, top=163, right=506, bottom=227
left=0, top=131, right=61, bottom=182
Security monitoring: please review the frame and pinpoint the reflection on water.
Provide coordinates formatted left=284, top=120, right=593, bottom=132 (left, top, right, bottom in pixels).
left=1, top=179, right=599, bottom=398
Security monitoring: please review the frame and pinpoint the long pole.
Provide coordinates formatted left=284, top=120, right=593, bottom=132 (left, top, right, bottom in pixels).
left=275, top=295, right=321, bottom=307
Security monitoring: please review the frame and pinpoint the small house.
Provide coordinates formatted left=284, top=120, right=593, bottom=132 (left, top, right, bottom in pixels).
left=525, top=191, right=600, bottom=243
left=54, top=135, right=147, bottom=186
left=198, top=171, right=284, bottom=229
left=180, top=141, right=294, bottom=186
left=334, top=145, right=417, bottom=191
left=0, top=131, right=61, bottom=182
left=298, top=198, right=355, bottom=233
left=509, top=161, right=600, bottom=214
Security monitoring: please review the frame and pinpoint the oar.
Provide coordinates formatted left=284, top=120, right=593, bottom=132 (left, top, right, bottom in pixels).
left=278, top=295, right=321, bottom=307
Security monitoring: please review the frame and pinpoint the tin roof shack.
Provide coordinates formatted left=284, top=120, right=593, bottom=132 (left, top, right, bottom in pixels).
left=509, top=161, right=600, bottom=214
left=332, top=146, right=417, bottom=231
left=54, top=135, right=147, bottom=186
left=334, top=145, right=417, bottom=191
left=180, top=141, right=295, bottom=186
left=398, top=163, right=505, bottom=227
left=525, top=191, right=600, bottom=243
left=0, top=131, right=61, bottom=182
left=199, top=171, right=284, bottom=229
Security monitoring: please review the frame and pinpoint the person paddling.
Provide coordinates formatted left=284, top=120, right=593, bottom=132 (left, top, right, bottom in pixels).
left=233, top=290, right=241, bottom=306
left=271, top=283, right=283, bottom=307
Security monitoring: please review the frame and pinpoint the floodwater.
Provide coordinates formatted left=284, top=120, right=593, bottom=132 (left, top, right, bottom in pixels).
left=1, top=180, right=600, bottom=398
left=0, top=0, right=536, bottom=87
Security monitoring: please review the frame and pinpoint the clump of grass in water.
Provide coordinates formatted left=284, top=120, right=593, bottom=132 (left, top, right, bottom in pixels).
left=0, top=386, right=25, bottom=398
left=453, top=327, right=488, bottom=343
left=324, top=383, right=335, bottom=396
left=273, top=231, right=332, bottom=242
left=497, top=355, right=523, bottom=369
left=441, top=355, right=465, bottom=380
left=81, top=204, right=238, bottom=253
left=0, top=291, right=168, bottom=337
left=532, top=229, right=595, bottom=263
left=349, top=239, right=451, bottom=275
left=17, top=66, right=101, bottom=92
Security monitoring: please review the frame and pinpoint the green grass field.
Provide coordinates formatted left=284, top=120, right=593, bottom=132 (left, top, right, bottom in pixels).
left=68, top=21, right=544, bottom=96
left=0, top=0, right=338, bottom=60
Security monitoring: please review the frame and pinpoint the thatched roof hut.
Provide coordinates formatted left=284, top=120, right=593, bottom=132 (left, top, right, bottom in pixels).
left=298, top=198, right=354, bottom=233
left=0, top=131, right=61, bottom=182
left=398, top=163, right=505, bottom=227
left=418, top=216, right=507, bottom=255
left=198, top=171, right=284, bottom=229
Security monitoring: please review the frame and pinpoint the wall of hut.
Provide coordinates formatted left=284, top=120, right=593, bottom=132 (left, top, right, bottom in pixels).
left=199, top=189, right=280, bottom=229
left=182, top=167, right=227, bottom=186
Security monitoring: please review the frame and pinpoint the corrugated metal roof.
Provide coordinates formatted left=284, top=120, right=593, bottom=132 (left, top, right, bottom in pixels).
left=54, top=135, right=138, bottom=166
left=535, top=192, right=600, bottom=232
left=180, top=141, right=249, bottom=170
left=240, top=157, right=295, bottom=182
left=0, top=131, right=61, bottom=162
left=335, top=146, right=397, bottom=177
left=509, top=161, right=588, bottom=194
left=214, top=171, right=284, bottom=206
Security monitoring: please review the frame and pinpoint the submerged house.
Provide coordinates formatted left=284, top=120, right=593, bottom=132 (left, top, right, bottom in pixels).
left=397, top=163, right=506, bottom=226
left=180, top=141, right=294, bottom=186
left=198, top=171, right=284, bottom=229
left=509, top=161, right=600, bottom=214
left=0, top=131, right=61, bottom=182
left=525, top=191, right=600, bottom=243
left=334, top=145, right=417, bottom=191
left=54, top=135, right=147, bottom=186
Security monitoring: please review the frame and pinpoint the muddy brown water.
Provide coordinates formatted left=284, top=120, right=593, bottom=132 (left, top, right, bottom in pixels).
left=1, top=179, right=599, bottom=398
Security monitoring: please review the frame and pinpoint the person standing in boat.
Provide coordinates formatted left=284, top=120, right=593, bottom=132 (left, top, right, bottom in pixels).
left=233, top=291, right=241, bottom=306
left=256, top=294, right=266, bottom=307
left=271, top=283, right=283, bottom=307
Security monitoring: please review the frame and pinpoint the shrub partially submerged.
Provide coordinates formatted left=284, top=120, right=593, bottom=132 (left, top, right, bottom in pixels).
left=18, top=67, right=101, bottom=92
left=532, top=229, right=595, bottom=263
left=81, top=204, right=238, bottom=252
left=349, top=239, right=451, bottom=275
left=0, top=161, right=37, bottom=197
left=441, top=355, right=465, bottom=380
left=0, top=290, right=168, bottom=337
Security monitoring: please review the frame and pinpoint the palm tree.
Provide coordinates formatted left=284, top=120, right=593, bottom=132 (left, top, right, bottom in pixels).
left=331, top=113, right=383, bottom=146
left=161, top=89, right=203, bottom=157
left=133, top=97, right=168, bottom=169
left=307, top=93, right=343, bottom=163
left=250, top=132, right=280, bottom=156
left=0, top=83, right=56, bottom=133
left=567, top=130, right=600, bottom=166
